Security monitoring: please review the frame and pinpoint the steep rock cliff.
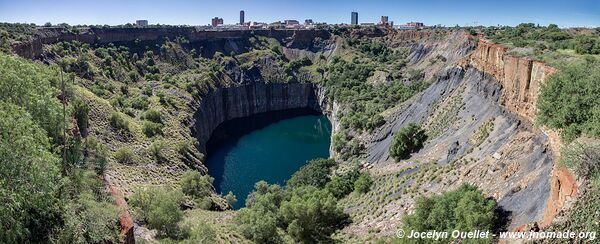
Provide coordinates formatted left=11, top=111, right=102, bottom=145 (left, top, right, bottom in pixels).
left=461, top=40, right=557, bottom=121
left=193, top=82, right=330, bottom=152
left=13, top=27, right=331, bottom=59
left=461, top=39, right=577, bottom=229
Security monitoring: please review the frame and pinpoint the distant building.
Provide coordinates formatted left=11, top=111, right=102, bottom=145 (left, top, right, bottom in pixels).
left=240, top=11, right=245, bottom=25
left=284, top=20, right=300, bottom=25
left=269, top=21, right=285, bottom=29
left=407, top=22, right=424, bottom=28
left=397, top=25, right=415, bottom=30
left=379, top=16, right=389, bottom=26
left=211, top=17, right=223, bottom=27
left=250, top=22, right=268, bottom=29
left=283, top=20, right=300, bottom=29
left=397, top=22, right=429, bottom=30
left=135, top=20, right=148, bottom=27
left=351, top=12, right=358, bottom=25
left=360, top=23, right=375, bottom=26
left=304, top=19, right=314, bottom=26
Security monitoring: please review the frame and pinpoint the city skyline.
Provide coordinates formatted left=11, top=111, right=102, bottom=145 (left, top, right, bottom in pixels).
left=1, top=0, right=599, bottom=27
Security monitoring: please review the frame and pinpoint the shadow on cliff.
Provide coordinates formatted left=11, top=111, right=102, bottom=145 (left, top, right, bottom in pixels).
left=204, top=108, right=325, bottom=192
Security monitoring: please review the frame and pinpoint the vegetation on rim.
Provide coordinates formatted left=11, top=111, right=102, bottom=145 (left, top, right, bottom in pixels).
left=2, top=21, right=600, bottom=243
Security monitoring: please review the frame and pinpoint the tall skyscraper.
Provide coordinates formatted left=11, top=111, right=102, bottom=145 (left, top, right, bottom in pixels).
left=240, top=10, right=245, bottom=25
left=351, top=12, right=358, bottom=25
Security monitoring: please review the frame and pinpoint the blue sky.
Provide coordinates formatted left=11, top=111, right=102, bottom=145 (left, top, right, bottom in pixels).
left=1, top=0, right=598, bottom=27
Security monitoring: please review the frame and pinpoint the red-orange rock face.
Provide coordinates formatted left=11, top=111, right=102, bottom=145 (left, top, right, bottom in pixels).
left=463, top=40, right=556, bottom=122
left=108, top=184, right=135, bottom=244
left=463, top=39, right=576, bottom=229
left=542, top=165, right=578, bottom=227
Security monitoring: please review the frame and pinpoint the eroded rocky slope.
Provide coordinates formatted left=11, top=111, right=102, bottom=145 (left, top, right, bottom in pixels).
left=340, top=36, right=576, bottom=239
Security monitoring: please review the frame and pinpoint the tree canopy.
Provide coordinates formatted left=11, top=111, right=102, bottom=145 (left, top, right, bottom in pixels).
left=389, top=123, right=428, bottom=161
left=0, top=102, right=62, bottom=242
left=401, top=184, right=498, bottom=244
left=537, top=56, right=600, bottom=142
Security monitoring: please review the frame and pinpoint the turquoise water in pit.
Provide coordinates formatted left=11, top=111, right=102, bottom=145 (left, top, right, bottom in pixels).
left=205, top=113, right=332, bottom=209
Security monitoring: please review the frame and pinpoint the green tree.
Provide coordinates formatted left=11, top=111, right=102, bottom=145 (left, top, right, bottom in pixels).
left=72, top=99, right=90, bottom=137
left=147, top=190, right=184, bottom=238
left=574, top=36, right=600, bottom=55
left=0, top=102, right=62, bottom=243
left=237, top=182, right=285, bottom=243
left=129, top=187, right=184, bottom=238
left=237, top=207, right=281, bottom=243
left=324, top=167, right=361, bottom=198
left=537, top=57, right=600, bottom=142
left=389, top=123, right=428, bottom=161
left=0, top=53, right=63, bottom=143
left=402, top=184, right=497, bottom=244
left=225, top=191, right=237, bottom=208
left=244, top=181, right=285, bottom=208
left=354, top=173, right=373, bottom=193
left=278, top=186, right=349, bottom=243
left=180, top=171, right=214, bottom=199
left=286, top=158, right=337, bottom=188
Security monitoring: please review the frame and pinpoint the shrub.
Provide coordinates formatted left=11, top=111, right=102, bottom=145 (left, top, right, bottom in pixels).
left=143, top=108, right=162, bottom=123
left=108, top=112, right=129, bottom=133
left=84, top=136, right=109, bottom=174
left=389, top=123, right=427, bottom=161
left=131, top=96, right=149, bottom=110
left=354, top=173, right=373, bottom=193
left=574, top=35, right=600, bottom=55
left=72, top=99, right=90, bottom=137
left=127, top=70, right=139, bottom=83
left=56, top=194, right=120, bottom=243
left=180, top=171, right=214, bottom=199
left=129, top=187, right=184, bottom=238
left=175, top=141, right=191, bottom=155
left=402, top=184, right=498, bottom=243
left=225, top=191, right=237, bottom=208
left=142, top=121, right=163, bottom=137
left=149, top=139, right=167, bottom=161
left=561, top=140, right=600, bottom=178
left=185, top=222, right=217, bottom=243
left=366, top=114, right=385, bottom=130
left=286, top=158, right=337, bottom=188
left=196, top=196, right=214, bottom=210
left=324, top=168, right=360, bottom=198
left=114, top=147, right=134, bottom=164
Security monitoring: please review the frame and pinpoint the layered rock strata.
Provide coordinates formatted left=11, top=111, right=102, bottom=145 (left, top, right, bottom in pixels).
left=462, top=39, right=577, bottom=228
